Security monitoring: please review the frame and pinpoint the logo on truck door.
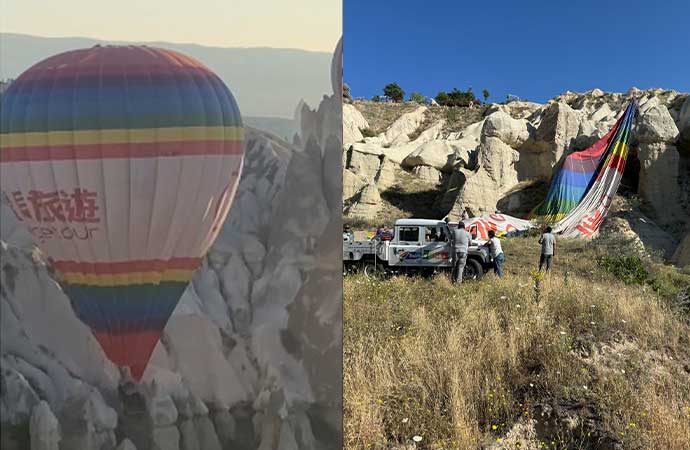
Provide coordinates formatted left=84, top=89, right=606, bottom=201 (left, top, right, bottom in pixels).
left=423, top=249, right=450, bottom=260
left=398, top=250, right=422, bottom=260
left=397, top=249, right=449, bottom=261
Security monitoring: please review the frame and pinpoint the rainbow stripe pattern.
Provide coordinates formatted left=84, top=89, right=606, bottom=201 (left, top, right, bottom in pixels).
left=530, top=101, right=637, bottom=223
left=1, top=46, right=244, bottom=380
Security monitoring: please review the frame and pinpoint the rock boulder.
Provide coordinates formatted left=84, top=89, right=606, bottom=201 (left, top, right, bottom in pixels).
left=401, top=141, right=456, bottom=172
left=412, top=165, right=444, bottom=184
left=347, top=183, right=381, bottom=220
left=382, top=106, right=427, bottom=145
left=678, top=96, right=690, bottom=134
left=447, top=136, right=520, bottom=217
left=343, top=104, right=369, bottom=147
left=486, top=101, right=542, bottom=120
left=345, top=147, right=382, bottom=180
left=30, top=401, right=60, bottom=450
left=524, top=101, right=581, bottom=176
left=636, top=104, right=679, bottom=144
left=343, top=169, right=367, bottom=201
left=673, top=232, right=690, bottom=268
left=482, top=111, right=530, bottom=147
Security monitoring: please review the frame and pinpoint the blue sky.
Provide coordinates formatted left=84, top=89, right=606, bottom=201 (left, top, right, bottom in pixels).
left=344, top=0, right=690, bottom=103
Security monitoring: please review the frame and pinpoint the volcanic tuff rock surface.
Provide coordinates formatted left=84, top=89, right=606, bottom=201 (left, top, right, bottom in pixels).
left=343, top=88, right=690, bottom=258
left=1, top=87, right=342, bottom=449
left=674, top=231, right=690, bottom=268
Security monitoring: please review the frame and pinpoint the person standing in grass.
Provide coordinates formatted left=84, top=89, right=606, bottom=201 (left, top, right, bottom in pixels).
left=538, top=226, right=556, bottom=273
left=451, top=222, right=471, bottom=283
left=343, top=224, right=354, bottom=242
left=484, top=230, right=505, bottom=277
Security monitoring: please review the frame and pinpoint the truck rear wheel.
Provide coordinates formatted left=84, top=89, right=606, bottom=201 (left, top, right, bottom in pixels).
left=463, top=258, right=483, bottom=281
left=362, top=262, right=383, bottom=278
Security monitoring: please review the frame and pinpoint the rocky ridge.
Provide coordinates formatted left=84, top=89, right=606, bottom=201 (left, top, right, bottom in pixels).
left=343, top=88, right=690, bottom=262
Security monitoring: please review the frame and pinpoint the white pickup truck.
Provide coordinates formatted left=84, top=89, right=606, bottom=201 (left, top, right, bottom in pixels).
left=343, top=218, right=493, bottom=280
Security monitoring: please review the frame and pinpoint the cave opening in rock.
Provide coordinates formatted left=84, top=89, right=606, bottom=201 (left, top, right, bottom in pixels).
left=620, top=145, right=640, bottom=195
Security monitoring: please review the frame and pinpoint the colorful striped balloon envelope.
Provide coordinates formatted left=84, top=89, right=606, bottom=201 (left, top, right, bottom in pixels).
left=0, top=45, right=244, bottom=381
left=552, top=100, right=638, bottom=238
left=530, top=100, right=637, bottom=224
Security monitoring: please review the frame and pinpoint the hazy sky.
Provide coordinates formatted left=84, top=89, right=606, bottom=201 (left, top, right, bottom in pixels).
left=1, top=0, right=341, bottom=52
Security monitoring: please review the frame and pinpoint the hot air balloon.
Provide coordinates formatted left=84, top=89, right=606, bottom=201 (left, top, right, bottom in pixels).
left=0, top=45, right=244, bottom=381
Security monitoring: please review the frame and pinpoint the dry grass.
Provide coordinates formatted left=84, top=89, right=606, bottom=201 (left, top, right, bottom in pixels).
left=353, top=101, right=421, bottom=135
left=431, top=105, right=489, bottom=135
left=344, top=237, right=690, bottom=450
left=352, top=101, right=489, bottom=138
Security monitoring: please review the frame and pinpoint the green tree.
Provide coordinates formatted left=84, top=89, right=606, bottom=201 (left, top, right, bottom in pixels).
left=482, top=89, right=490, bottom=103
left=383, top=83, right=405, bottom=102
left=409, top=92, right=426, bottom=104
left=372, top=95, right=382, bottom=103
left=447, top=88, right=475, bottom=107
left=435, top=91, right=450, bottom=106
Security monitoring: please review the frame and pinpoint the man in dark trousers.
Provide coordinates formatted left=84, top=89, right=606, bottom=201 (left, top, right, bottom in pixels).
left=452, top=222, right=471, bottom=283
left=538, top=226, right=556, bottom=273
left=484, top=230, right=505, bottom=277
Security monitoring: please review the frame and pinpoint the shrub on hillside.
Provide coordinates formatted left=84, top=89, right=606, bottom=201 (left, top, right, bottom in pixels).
left=445, top=108, right=459, bottom=123
left=361, top=127, right=376, bottom=138
left=435, top=88, right=476, bottom=107
left=408, top=92, right=426, bottom=104
left=434, top=91, right=449, bottom=105
left=383, top=83, right=405, bottom=102
left=597, top=255, right=648, bottom=285
left=447, top=88, right=476, bottom=107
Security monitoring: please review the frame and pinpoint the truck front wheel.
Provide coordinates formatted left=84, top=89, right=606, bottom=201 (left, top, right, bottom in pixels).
left=463, top=259, right=483, bottom=281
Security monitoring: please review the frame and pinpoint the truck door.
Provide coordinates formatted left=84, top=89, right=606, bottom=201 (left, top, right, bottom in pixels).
left=389, top=225, right=424, bottom=266
left=421, top=224, right=452, bottom=267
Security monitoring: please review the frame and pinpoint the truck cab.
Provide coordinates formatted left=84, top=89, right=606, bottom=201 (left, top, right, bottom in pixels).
left=387, top=219, right=454, bottom=267
left=343, top=218, right=493, bottom=280
left=382, top=219, right=492, bottom=278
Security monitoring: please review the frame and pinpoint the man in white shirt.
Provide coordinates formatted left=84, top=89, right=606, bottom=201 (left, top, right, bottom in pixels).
left=483, top=229, right=505, bottom=277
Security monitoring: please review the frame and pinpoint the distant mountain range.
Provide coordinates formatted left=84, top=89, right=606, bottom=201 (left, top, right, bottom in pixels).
left=243, top=117, right=298, bottom=142
left=0, top=33, right=333, bottom=120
